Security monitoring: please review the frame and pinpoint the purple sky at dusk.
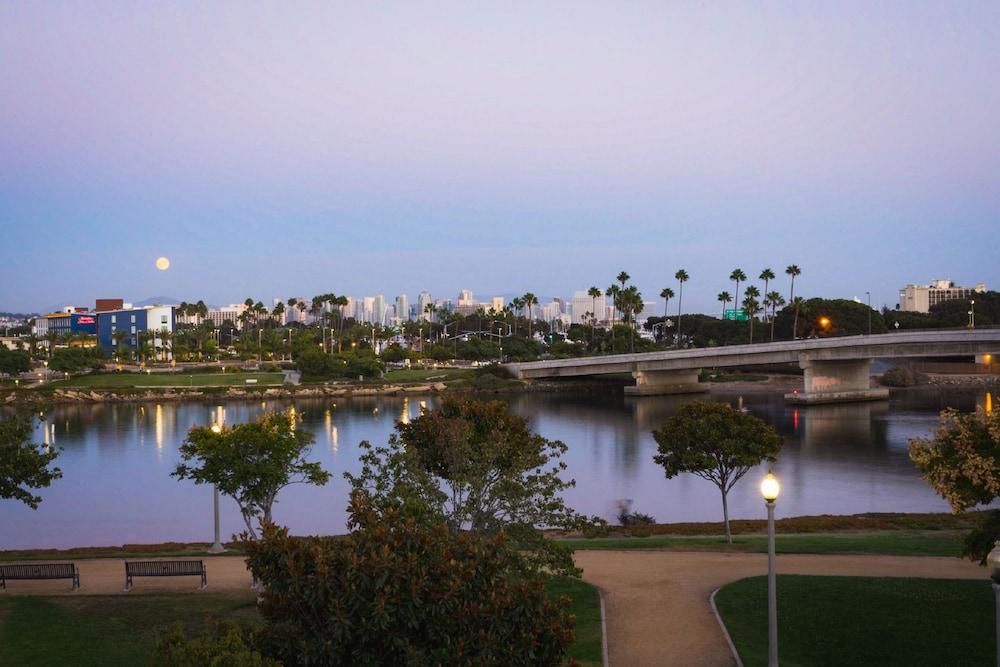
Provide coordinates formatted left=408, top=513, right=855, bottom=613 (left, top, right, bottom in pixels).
left=2, top=2, right=998, bottom=313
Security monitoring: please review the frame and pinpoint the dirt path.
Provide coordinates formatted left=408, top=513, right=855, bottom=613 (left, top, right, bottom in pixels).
left=574, top=550, right=983, bottom=666
left=2, top=551, right=984, bottom=665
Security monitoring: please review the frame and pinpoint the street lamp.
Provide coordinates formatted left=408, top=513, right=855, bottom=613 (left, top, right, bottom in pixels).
left=865, top=292, right=871, bottom=336
left=971, top=300, right=977, bottom=329
left=208, top=423, right=225, bottom=553
left=760, top=472, right=781, bottom=667
left=988, top=541, right=1000, bottom=667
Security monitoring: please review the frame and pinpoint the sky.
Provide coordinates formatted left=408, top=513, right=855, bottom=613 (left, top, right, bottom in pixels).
left=2, top=2, right=998, bottom=314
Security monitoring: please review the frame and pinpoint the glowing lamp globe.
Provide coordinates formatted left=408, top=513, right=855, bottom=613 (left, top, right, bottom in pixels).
left=155, top=256, right=171, bottom=271
left=760, top=472, right=781, bottom=502
left=210, top=424, right=221, bottom=434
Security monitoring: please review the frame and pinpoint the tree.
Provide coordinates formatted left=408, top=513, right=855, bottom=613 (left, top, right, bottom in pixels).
left=660, top=287, right=675, bottom=318
left=588, top=286, right=602, bottom=343
left=717, top=291, right=732, bottom=319
left=730, top=268, right=747, bottom=316
left=909, top=407, right=1000, bottom=564
left=345, top=397, right=594, bottom=575
left=766, top=291, right=785, bottom=341
left=675, top=269, right=689, bottom=337
left=242, top=496, right=575, bottom=666
left=743, top=285, right=762, bottom=343
left=522, top=292, right=538, bottom=338
left=1, top=414, right=62, bottom=509
left=173, top=412, right=331, bottom=539
left=0, top=347, right=31, bottom=376
left=759, top=268, right=775, bottom=318
left=653, top=401, right=782, bottom=543
left=786, top=264, right=801, bottom=303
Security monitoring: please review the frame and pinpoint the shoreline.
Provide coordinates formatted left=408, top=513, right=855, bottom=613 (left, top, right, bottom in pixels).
left=1, top=372, right=996, bottom=405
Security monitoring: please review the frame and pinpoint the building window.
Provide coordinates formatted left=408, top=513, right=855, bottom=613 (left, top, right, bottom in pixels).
left=161, top=315, right=167, bottom=324
left=131, top=325, right=136, bottom=334
left=111, top=315, right=116, bottom=324
left=131, top=315, right=136, bottom=323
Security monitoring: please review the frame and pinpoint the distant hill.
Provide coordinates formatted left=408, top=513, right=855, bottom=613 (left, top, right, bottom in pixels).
left=133, top=296, right=183, bottom=307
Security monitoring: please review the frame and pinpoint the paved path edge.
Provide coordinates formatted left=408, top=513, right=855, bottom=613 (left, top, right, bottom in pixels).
left=710, top=587, right=744, bottom=667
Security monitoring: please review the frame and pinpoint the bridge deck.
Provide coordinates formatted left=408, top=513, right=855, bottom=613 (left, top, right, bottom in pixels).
left=507, top=329, right=1000, bottom=379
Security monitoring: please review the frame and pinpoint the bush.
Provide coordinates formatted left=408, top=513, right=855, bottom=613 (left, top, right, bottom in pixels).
left=150, top=623, right=279, bottom=667
left=48, top=347, right=105, bottom=373
left=0, top=347, right=30, bottom=376
left=616, top=500, right=656, bottom=527
left=243, top=496, right=575, bottom=666
left=880, top=365, right=928, bottom=387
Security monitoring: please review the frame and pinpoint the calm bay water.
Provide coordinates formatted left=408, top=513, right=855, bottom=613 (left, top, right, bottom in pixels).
left=3, top=388, right=991, bottom=550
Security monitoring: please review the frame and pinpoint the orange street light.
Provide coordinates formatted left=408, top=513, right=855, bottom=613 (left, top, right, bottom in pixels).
left=818, top=316, right=831, bottom=329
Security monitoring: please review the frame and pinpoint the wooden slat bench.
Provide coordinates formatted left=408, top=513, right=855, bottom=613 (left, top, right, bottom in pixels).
left=0, top=563, right=80, bottom=590
left=124, top=560, right=207, bottom=591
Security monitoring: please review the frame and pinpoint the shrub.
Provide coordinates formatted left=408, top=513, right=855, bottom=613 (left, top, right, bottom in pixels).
left=881, top=365, right=928, bottom=387
left=0, top=347, right=30, bottom=376
left=150, top=623, right=279, bottom=667
left=244, top=496, right=575, bottom=666
left=616, top=499, right=656, bottom=527
left=48, top=347, right=105, bottom=373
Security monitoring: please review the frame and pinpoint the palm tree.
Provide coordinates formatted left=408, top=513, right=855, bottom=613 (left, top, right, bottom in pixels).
left=729, top=269, right=747, bottom=317
left=674, top=269, right=689, bottom=337
left=606, top=285, right=620, bottom=326
left=588, top=286, right=602, bottom=324
left=759, top=268, right=775, bottom=321
left=766, top=291, right=785, bottom=341
left=616, top=271, right=630, bottom=290
left=511, top=297, right=524, bottom=337
left=786, top=264, right=801, bottom=303
left=660, top=287, right=675, bottom=317
left=743, top=295, right=761, bottom=343
left=523, top=293, right=538, bottom=338
left=717, top=291, right=732, bottom=318
left=272, top=301, right=285, bottom=324
left=791, top=296, right=805, bottom=339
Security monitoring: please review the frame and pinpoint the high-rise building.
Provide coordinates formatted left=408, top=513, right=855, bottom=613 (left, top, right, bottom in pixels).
left=490, top=296, right=504, bottom=313
left=571, top=290, right=605, bottom=324
left=418, top=291, right=432, bottom=320
left=899, top=279, right=986, bottom=313
left=362, top=297, right=376, bottom=323
left=374, top=295, right=387, bottom=324
left=395, top=294, right=410, bottom=323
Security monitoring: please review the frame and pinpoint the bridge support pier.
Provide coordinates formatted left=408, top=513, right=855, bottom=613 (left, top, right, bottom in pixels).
left=785, top=358, right=888, bottom=404
left=625, top=369, right=708, bottom=396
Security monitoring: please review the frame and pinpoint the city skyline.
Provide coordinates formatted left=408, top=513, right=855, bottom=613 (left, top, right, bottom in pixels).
left=3, top=4, right=999, bottom=313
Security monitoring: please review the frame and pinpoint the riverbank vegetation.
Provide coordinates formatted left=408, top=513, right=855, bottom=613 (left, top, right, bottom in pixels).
left=716, top=575, right=993, bottom=666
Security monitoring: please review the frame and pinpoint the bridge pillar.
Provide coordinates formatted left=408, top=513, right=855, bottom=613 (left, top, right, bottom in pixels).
left=785, top=358, right=888, bottom=404
left=625, top=369, right=707, bottom=396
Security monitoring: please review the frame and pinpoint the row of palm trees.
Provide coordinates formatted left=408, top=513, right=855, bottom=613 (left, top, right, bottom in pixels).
left=712, top=265, right=802, bottom=342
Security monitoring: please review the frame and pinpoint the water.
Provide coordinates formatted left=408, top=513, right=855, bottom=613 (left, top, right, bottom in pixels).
left=2, top=388, right=991, bottom=550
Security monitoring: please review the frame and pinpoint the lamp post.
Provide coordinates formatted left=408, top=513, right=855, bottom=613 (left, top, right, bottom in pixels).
left=988, top=541, right=1000, bottom=667
left=208, top=423, right=225, bottom=553
left=971, top=300, right=977, bottom=329
left=760, top=472, right=781, bottom=667
left=865, top=292, right=871, bottom=336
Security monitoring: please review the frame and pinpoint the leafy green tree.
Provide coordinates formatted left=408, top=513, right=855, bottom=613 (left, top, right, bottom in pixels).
left=773, top=298, right=885, bottom=339
left=346, top=397, right=595, bottom=576
left=0, top=347, right=31, bottom=376
left=909, top=407, right=1000, bottom=563
left=48, top=347, right=105, bottom=373
left=653, top=401, right=782, bottom=543
left=173, top=412, right=330, bottom=539
left=243, top=496, right=574, bottom=667
left=1, top=415, right=62, bottom=509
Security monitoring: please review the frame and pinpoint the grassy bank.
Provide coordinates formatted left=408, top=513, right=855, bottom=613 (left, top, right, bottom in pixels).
left=47, top=372, right=285, bottom=388
left=560, top=530, right=966, bottom=557
left=0, top=577, right=601, bottom=667
left=715, top=575, right=993, bottom=666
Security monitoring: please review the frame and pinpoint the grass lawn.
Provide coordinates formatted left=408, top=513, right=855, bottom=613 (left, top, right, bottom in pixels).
left=0, top=577, right=602, bottom=667
left=715, top=575, right=994, bottom=667
left=560, top=530, right=965, bottom=557
left=0, top=593, right=256, bottom=667
left=547, top=576, right=603, bottom=667
left=47, top=372, right=285, bottom=388
left=381, top=368, right=475, bottom=382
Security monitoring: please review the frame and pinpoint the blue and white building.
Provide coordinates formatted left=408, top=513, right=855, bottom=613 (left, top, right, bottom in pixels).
left=97, top=305, right=175, bottom=359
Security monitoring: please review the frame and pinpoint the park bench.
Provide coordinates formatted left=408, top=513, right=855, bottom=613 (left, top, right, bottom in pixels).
left=0, top=563, right=80, bottom=590
left=124, top=560, right=207, bottom=591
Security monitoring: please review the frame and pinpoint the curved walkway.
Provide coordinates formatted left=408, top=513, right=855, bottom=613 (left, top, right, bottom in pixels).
left=2, top=551, right=984, bottom=665
left=574, top=550, right=983, bottom=666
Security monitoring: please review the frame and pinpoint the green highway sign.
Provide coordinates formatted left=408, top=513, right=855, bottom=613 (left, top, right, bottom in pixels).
left=724, top=309, right=748, bottom=321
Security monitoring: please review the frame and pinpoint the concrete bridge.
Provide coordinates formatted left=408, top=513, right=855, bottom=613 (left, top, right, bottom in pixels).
left=506, top=329, right=1000, bottom=404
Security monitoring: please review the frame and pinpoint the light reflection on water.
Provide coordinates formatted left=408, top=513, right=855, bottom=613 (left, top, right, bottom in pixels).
left=1, top=388, right=989, bottom=550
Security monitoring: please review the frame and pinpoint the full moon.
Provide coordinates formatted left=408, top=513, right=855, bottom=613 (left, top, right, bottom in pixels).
left=155, top=256, right=170, bottom=271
